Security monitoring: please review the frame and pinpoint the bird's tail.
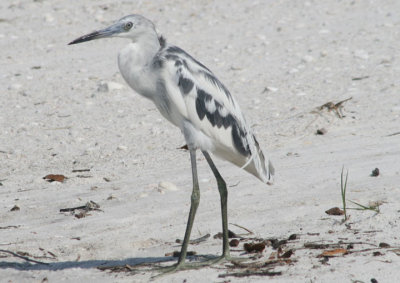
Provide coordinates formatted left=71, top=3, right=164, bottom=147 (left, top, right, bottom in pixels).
left=242, top=135, right=274, bottom=185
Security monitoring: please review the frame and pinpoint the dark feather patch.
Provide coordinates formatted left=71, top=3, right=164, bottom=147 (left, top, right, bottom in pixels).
left=195, top=88, right=250, bottom=156
left=158, top=35, right=166, bottom=47
left=165, top=54, right=180, bottom=62
left=166, top=46, right=232, bottom=100
left=232, top=125, right=251, bottom=156
left=196, top=88, right=234, bottom=128
left=196, top=88, right=212, bottom=120
left=178, top=76, right=194, bottom=95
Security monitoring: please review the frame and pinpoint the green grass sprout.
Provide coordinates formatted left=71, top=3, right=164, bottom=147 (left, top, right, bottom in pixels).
left=341, top=166, right=349, bottom=221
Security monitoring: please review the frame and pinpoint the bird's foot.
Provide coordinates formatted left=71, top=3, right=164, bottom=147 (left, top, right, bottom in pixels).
left=151, top=254, right=245, bottom=278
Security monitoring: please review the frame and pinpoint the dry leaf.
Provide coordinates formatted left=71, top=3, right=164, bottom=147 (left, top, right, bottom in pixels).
left=280, top=249, right=294, bottom=258
left=318, top=248, right=348, bottom=257
left=229, top=239, right=240, bottom=247
left=10, top=205, right=20, bottom=211
left=244, top=242, right=266, bottom=253
left=325, top=207, right=344, bottom=216
left=43, top=174, right=66, bottom=183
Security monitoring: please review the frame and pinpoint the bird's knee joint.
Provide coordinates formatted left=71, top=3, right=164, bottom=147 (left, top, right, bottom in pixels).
left=191, top=191, right=200, bottom=203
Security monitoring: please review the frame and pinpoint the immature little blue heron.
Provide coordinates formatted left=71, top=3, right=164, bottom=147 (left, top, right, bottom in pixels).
left=69, top=14, right=274, bottom=273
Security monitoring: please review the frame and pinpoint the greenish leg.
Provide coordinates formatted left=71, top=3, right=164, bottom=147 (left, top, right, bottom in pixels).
left=202, top=151, right=230, bottom=260
left=176, top=149, right=200, bottom=266
left=153, top=150, right=243, bottom=278
left=154, top=149, right=200, bottom=276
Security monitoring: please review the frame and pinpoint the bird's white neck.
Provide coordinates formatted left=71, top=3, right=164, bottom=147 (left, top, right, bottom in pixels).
left=118, top=32, right=160, bottom=98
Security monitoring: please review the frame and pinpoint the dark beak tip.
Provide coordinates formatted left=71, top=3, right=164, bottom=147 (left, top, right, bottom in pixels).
left=68, top=38, right=83, bottom=45
left=68, top=39, right=77, bottom=45
left=67, top=30, right=103, bottom=46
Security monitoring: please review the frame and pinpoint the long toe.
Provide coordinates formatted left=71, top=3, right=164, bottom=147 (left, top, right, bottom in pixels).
left=152, top=254, right=249, bottom=278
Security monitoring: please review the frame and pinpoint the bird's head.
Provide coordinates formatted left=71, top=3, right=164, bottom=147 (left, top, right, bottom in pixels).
left=68, top=14, right=157, bottom=45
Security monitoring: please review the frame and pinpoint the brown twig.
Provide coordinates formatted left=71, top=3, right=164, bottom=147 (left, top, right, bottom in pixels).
left=228, top=181, right=241, bottom=187
left=0, top=225, right=20, bottom=229
left=219, top=269, right=282, bottom=278
left=351, top=76, right=369, bottom=81
left=304, top=242, right=339, bottom=249
left=60, top=201, right=101, bottom=212
left=229, top=223, right=254, bottom=235
left=72, top=169, right=91, bottom=173
left=229, top=258, right=294, bottom=269
left=176, top=233, right=210, bottom=245
left=348, top=247, right=400, bottom=255
left=303, top=241, right=376, bottom=250
left=0, top=249, right=49, bottom=265
left=386, top=132, right=400, bottom=137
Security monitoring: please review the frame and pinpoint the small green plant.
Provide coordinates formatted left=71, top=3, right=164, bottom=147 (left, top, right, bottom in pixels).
left=339, top=167, right=381, bottom=223
left=340, top=167, right=349, bottom=221
left=348, top=200, right=381, bottom=213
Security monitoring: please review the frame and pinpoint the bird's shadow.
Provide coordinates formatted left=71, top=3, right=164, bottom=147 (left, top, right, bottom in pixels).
left=0, top=256, right=175, bottom=272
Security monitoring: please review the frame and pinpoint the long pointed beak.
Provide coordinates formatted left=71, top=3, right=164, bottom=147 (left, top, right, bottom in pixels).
left=68, top=24, right=121, bottom=45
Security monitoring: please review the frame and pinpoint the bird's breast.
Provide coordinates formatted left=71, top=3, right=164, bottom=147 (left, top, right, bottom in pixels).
left=117, top=44, right=183, bottom=128
left=118, top=44, right=157, bottom=99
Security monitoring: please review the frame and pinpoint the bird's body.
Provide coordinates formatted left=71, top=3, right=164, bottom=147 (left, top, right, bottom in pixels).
left=113, top=15, right=273, bottom=183
left=69, top=14, right=274, bottom=274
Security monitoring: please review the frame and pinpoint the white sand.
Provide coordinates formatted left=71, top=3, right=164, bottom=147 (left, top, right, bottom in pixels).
left=1, top=1, right=400, bottom=282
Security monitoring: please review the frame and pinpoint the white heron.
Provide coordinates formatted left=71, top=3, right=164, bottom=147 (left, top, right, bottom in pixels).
left=69, top=14, right=274, bottom=273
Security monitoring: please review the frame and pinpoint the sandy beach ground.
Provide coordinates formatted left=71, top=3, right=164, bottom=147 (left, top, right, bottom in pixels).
left=1, top=0, right=400, bottom=282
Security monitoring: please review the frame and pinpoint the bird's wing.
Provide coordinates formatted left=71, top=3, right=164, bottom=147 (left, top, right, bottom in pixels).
left=156, top=45, right=252, bottom=157
left=155, top=44, right=273, bottom=183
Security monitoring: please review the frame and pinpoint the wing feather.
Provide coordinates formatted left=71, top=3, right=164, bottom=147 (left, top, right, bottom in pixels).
left=155, top=44, right=273, bottom=183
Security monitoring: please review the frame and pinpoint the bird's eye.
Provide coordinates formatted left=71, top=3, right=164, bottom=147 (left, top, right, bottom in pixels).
left=124, top=22, right=133, bottom=31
